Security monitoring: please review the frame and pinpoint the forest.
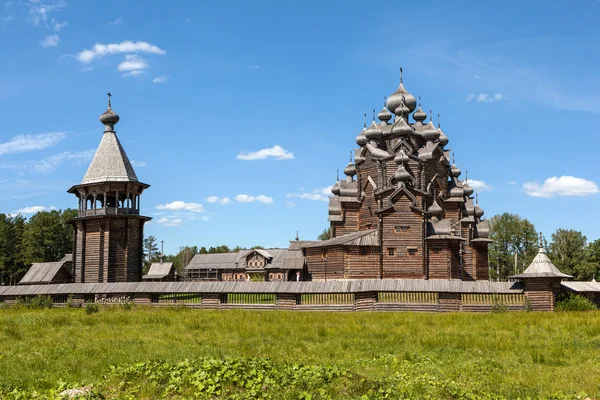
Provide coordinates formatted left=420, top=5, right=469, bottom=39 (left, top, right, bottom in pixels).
left=0, top=209, right=599, bottom=284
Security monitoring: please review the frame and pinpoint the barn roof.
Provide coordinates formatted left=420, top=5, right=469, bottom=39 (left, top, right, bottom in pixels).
left=142, top=262, right=174, bottom=280
left=561, top=281, right=600, bottom=292
left=19, top=254, right=73, bottom=285
left=302, top=229, right=377, bottom=248
left=186, top=248, right=303, bottom=271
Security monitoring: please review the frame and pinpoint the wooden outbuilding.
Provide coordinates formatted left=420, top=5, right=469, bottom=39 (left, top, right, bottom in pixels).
left=19, top=254, right=73, bottom=285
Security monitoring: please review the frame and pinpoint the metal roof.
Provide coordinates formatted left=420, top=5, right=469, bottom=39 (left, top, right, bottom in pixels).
left=510, top=247, right=572, bottom=279
left=186, top=249, right=300, bottom=271
left=303, top=230, right=377, bottom=248
left=81, top=131, right=139, bottom=185
left=0, top=279, right=523, bottom=296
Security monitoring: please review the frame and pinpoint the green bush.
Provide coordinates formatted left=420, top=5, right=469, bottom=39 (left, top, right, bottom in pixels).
left=555, top=294, right=596, bottom=311
left=491, top=295, right=507, bottom=313
left=85, top=302, right=100, bottom=315
left=120, top=301, right=134, bottom=311
left=15, top=295, right=53, bottom=309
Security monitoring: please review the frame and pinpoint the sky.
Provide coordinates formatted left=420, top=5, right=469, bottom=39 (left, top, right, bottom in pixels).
left=1, top=0, right=599, bottom=255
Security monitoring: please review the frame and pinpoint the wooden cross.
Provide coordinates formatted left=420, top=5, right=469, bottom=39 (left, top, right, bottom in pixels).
left=107, top=92, right=112, bottom=108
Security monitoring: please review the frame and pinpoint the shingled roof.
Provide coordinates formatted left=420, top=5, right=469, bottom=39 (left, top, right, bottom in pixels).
left=81, top=131, right=139, bottom=185
left=510, top=247, right=572, bottom=279
left=19, top=254, right=73, bottom=285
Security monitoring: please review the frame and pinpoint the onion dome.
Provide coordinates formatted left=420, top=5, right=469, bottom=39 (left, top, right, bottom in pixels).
left=344, top=160, right=356, bottom=178
left=474, top=194, right=484, bottom=218
left=463, top=181, right=474, bottom=197
left=450, top=185, right=464, bottom=198
left=394, top=149, right=409, bottom=165
left=449, top=155, right=461, bottom=178
left=437, top=114, right=448, bottom=146
left=394, top=165, right=411, bottom=182
left=387, top=67, right=416, bottom=114
left=100, top=92, right=120, bottom=131
left=394, top=98, right=411, bottom=119
left=428, top=198, right=443, bottom=215
left=390, top=112, right=413, bottom=138
left=356, top=114, right=368, bottom=146
left=331, top=180, right=341, bottom=196
left=365, top=118, right=382, bottom=141
left=421, top=111, right=440, bottom=141
left=378, top=97, right=392, bottom=124
left=413, top=97, right=427, bottom=123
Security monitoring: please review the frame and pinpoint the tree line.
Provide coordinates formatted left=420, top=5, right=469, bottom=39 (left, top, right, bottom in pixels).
left=1, top=209, right=598, bottom=284
left=0, top=209, right=77, bottom=285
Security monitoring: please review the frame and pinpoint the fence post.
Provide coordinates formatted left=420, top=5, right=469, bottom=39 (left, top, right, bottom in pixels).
left=201, top=294, right=221, bottom=310
left=355, top=291, right=377, bottom=312
left=439, top=292, right=461, bottom=312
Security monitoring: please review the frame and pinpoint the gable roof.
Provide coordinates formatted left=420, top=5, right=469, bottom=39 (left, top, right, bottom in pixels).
left=81, top=131, right=139, bottom=185
left=19, top=256, right=73, bottom=285
left=142, top=262, right=174, bottom=280
left=302, top=229, right=377, bottom=248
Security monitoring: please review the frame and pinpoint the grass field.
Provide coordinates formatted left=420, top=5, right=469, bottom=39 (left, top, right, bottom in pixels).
left=0, top=306, right=599, bottom=399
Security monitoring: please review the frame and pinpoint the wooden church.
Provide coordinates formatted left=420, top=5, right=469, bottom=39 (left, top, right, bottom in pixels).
left=66, top=94, right=151, bottom=283
left=303, top=69, right=492, bottom=281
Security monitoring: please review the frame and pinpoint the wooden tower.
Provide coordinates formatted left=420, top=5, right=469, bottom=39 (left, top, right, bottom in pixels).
left=67, top=94, right=151, bottom=283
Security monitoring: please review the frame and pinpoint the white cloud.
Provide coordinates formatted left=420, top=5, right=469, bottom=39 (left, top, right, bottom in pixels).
left=117, top=54, right=148, bottom=77
left=237, top=145, right=294, bottom=161
left=14, top=205, right=56, bottom=214
left=250, top=64, right=260, bottom=69
left=0, top=132, right=66, bottom=156
left=109, top=17, right=123, bottom=25
left=523, top=176, right=599, bottom=198
left=235, top=194, right=273, bottom=204
left=28, top=1, right=66, bottom=26
left=130, top=160, right=147, bottom=167
left=508, top=181, right=518, bottom=185
left=156, top=201, right=205, bottom=212
left=467, top=179, right=492, bottom=192
left=206, top=196, right=231, bottom=205
left=52, top=19, right=67, bottom=31
left=152, top=75, right=169, bottom=83
left=286, top=186, right=332, bottom=202
left=465, top=93, right=506, bottom=103
left=77, top=40, right=166, bottom=64
left=3, top=16, right=14, bottom=23
left=285, top=201, right=296, bottom=208
left=32, top=150, right=95, bottom=173
left=473, top=75, right=482, bottom=80
left=40, top=35, right=59, bottom=48
left=158, top=217, right=183, bottom=227
left=477, top=93, right=506, bottom=103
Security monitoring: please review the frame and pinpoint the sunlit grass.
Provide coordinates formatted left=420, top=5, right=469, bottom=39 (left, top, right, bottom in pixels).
left=0, top=306, right=599, bottom=398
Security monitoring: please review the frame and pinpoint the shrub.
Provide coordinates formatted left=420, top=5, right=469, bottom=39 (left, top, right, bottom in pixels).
left=15, top=295, right=53, bottom=309
left=65, top=294, right=80, bottom=308
left=85, top=302, right=100, bottom=315
left=491, top=295, right=507, bottom=313
left=555, top=294, right=596, bottom=311
left=120, top=301, right=134, bottom=311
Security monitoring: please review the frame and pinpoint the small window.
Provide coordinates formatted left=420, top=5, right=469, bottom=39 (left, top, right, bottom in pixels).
left=360, top=246, right=370, bottom=256
left=321, top=249, right=327, bottom=260
left=366, top=223, right=372, bottom=229
left=407, top=247, right=418, bottom=256
left=433, top=249, right=440, bottom=255
left=394, top=225, right=410, bottom=233
left=387, top=248, right=395, bottom=256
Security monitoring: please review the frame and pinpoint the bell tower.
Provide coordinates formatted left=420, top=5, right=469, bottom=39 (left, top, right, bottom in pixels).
left=67, top=94, right=151, bottom=283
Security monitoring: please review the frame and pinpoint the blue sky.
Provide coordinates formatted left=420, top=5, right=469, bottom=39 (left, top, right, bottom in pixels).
left=1, top=0, right=599, bottom=254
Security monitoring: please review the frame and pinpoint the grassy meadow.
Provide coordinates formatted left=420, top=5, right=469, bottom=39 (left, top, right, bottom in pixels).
left=0, top=306, right=599, bottom=399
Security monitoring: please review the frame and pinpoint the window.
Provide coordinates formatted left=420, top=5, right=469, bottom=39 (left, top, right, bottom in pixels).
left=407, top=247, right=418, bottom=256
left=366, top=223, right=372, bottom=229
left=433, top=249, right=440, bottom=255
left=387, top=248, right=395, bottom=256
left=394, top=225, right=410, bottom=233
left=321, top=249, right=327, bottom=260
left=360, top=246, right=370, bottom=256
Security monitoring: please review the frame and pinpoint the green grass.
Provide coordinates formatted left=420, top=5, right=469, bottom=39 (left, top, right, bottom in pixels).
left=0, top=307, right=599, bottom=398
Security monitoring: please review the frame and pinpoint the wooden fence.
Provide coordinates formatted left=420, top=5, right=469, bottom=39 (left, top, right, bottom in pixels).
left=0, top=280, right=533, bottom=312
